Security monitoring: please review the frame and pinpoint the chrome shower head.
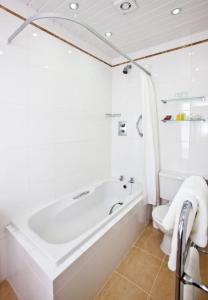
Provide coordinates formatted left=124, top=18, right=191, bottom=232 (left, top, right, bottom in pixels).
left=122, top=64, right=132, bottom=74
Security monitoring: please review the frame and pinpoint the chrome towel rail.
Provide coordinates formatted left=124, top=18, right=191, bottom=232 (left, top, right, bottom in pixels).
left=176, top=200, right=208, bottom=300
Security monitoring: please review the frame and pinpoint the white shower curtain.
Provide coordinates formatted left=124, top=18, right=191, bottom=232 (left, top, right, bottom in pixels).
left=141, top=72, right=160, bottom=205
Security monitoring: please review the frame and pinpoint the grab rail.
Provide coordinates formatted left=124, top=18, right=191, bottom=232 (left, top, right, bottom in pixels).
left=109, top=202, right=123, bottom=215
left=136, top=114, right=143, bottom=137
left=176, top=200, right=208, bottom=300
left=72, top=190, right=90, bottom=200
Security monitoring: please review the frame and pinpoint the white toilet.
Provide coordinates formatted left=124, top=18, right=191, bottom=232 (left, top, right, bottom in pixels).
left=152, top=170, right=187, bottom=255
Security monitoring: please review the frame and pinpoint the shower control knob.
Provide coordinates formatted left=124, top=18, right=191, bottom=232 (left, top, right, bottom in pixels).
left=118, top=121, right=127, bottom=136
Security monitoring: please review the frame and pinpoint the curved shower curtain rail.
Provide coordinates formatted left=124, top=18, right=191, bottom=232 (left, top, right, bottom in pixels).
left=7, top=12, right=151, bottom=76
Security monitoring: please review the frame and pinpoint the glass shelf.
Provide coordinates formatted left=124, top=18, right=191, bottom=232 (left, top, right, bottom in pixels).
left=161, top=96, right=207, bottom=104
left=162, top=119, right=206, bottom=123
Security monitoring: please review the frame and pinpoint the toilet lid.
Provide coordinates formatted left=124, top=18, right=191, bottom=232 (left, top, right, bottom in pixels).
left=152, top=205, right=169, bottom=224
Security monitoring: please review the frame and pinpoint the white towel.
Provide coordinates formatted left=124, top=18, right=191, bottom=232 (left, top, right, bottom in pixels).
left=162, top=176, right=208, bottom=271
left=184, top=246, right=201, bottom=300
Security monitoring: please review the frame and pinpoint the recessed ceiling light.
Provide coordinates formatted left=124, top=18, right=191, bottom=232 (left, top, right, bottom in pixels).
left=0, top=50, right=4, bottom=55
left=69, top=2, right=79, bottom=10
left=32, top=32, right=38, bottom=37
left=68, top=49, right=72, bottom=54
left=43, top=65, right=49, bottom=69
left=105, top=32, right=112, bottom=37
left=171, top=8, right=182, bottom=15
left=120, top=1, right=132, bottom=11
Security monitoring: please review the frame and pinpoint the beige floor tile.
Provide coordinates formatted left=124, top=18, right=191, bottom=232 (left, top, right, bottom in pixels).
left=198, top=290, right=208, bottom=300
left=95, top=272, right=148, bottom=300
left=164, top=255, right=169, bottom=262
left=198, top=251, right=208, bottom=300
left=134, top=225, right=165, bottom=260
left=0, top=281, right=18, bottom=300
left=150, top=263, right=175, bottom=300
left=117, top=247, right=161, bottom=293
left=200, top=252, right=208, bottom=283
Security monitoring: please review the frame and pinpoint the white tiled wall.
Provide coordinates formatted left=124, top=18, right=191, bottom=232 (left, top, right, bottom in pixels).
left=111, top=32, right=208, bottom=183
left=154, top=43, right=208, bottom=177
left=0, top=6, right=112, bottom=279
left=111, top=68, right=144, bottom=183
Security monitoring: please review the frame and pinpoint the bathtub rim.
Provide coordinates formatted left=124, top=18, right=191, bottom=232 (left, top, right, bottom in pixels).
left=7, top=194, right=144, bottom=280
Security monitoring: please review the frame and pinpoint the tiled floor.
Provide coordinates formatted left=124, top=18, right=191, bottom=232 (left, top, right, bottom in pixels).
left=198, top=246, right=208, bottom=300
left=1, top=224, right=208, bottom=300
left=96, top=224, right=208, bottom=300
left=0, top=281, right=18, bottom=300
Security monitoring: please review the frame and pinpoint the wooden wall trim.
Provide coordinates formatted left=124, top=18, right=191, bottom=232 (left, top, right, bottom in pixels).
left=1, top=4, right=208, bottom=69
left=112, top=38, right=208, bottom=67
left=0, top=4, right=112, bottom=67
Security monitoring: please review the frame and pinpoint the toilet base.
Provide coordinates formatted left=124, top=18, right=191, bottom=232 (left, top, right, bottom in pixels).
left=160, top=233, right=172, bottom=255
left=153, top=220, right=159, bottom=229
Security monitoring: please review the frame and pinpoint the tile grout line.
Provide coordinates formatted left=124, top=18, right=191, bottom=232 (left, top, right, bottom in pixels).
left=115, top=225, right=149, bottom=271
left=148, top=254, right=166, bottom=298
left=147, top=294, right=157, bottom=300
left=133, top=227, right=165, bottom=260
left=132, top=244, right=164, bottom=262
left=118, top=226, right=166, bottom=298
left=94, top=274, right=111, bottom=300
left=96, top=225, right=164, bottom=299
left=114, top=270, right=149, bottom=297
left=132, top=225, right=150, bottom=246
left=116, top=225, right=165, bottom=299
left=95, top=225, right=149, bottom=298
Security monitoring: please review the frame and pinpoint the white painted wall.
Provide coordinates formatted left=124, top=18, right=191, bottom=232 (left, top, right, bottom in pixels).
left=111, top=31, right=208, bottom=184
left=0, top=6, right=112, bottom=280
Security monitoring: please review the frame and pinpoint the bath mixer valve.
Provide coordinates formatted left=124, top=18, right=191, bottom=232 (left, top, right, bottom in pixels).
left=129, top=177, right=135, bottom=184
left=119, top=175, right=124, bottom=181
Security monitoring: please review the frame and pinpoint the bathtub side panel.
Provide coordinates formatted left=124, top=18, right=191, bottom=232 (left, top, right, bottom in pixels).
left=54, top=200, right=146, bottom=300
left=0, top=233, right=7, bottom=282
left=7, top=232, right=53, bottom=300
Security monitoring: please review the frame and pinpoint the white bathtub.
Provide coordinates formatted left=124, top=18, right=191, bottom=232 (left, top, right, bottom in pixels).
left=7, top=178, right=146, bottom=300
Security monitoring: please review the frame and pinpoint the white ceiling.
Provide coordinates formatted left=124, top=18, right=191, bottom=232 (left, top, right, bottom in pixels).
left=19, top=0, right=208, bottom=59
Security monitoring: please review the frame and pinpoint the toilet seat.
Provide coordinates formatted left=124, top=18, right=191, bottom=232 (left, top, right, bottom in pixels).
left=152, top=204, right=169, bottom=225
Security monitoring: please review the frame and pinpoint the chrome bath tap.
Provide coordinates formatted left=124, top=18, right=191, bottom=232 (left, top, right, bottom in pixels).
left=129, top=177, right=135, bottom=184
left=119, top=175, right=124, bottom=181
left=128, top=177, right=135, bottom=194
